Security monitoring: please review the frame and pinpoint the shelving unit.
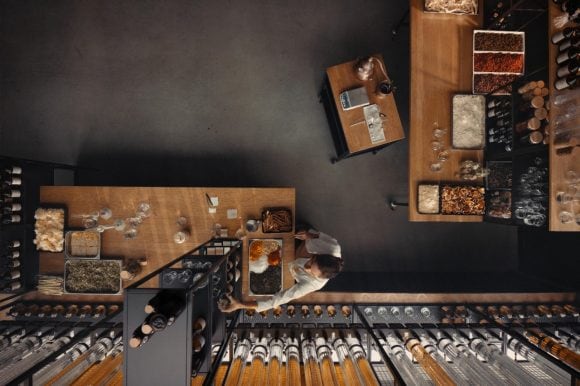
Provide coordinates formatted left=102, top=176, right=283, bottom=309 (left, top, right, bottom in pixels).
left=547, top=2, right=580, bottom=232
left=1, top=156, right=77, bottom=292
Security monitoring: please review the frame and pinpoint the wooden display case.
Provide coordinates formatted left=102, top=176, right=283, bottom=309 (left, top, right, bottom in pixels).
left=548, top=2, right=580, bottom=232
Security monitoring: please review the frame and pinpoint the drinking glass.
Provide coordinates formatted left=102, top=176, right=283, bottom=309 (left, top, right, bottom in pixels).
left=431, top=141, right=443, bottom=151
left=136, top=202, right=151, bottom=218
left=124, top=227, right=138, bottom=240
left=113, top=219, right=126, bottom=231
left=523, top=214, right=546, bottom=227
left=437, top=149, right=450, bottom=162
left=178, top=269, right=192, bottom=284
left=163, top=271, right=178, bottom=285
left=559, top=211, right=574, bottom=224
left=127, top=216, right=143, bottom=227
left=173, top=231, right=189, bottom=244
left=83, top=218, right=98, bottom=229
left=99, top=208, right=112, bottom=220
left=432, top=122, right=447, bottom=138
left=430, top=162, right=442, bottom=172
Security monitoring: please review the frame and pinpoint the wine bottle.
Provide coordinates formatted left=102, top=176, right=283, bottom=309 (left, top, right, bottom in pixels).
left=93, top=304, right=106, bottom=318
left=520, top=131, right=544, bottom=145
left=487, top=108, right=510, bottom=118
left=4, top=269, right=21, bottom=280
left=9, top=303, right=26, bottom=317
left=38, top=305, right=52, bottom=317
left=533, top=107, right=548, bottom=121
left=556, top=46, right=579, bottom=65
left=557, top=58, right=579, bottom=77
left=313, top=305, right=323, bottom=317
left=4, top=166, right=22, bottom=175
left=487, top=98, right=510, bottom=109
left=192, top=333, right=205, bottom=353
left=1, top=203, right=22, bottom=215
left=286, top=304, right=296, bottom=317
left=141, top=312, right=169, bottom=334
left=555, top=74, right=578, bottom=90
left=1, top=176, right=22, bottom=188
left=2, top=189, right=21, bottom=198
left=559, top=35, right=580, bottom=52
left=129, top=327, right=149, bottom=348
left=7, top=240, right=21, bottom=248
left=552, top=27, right=579, bottom=44
left=515, top=117, right=541, bottom=133
left=193, top=317, right=206, bottom=333
left=65, top=304, right=79, bottom=318
left=78, top=305, right=92, bottom=318
left=51, top=304, right=65, bottom=318
left=1, top=214, right=21, bottom=225
left=2, top=280, right=22, bottom=291
left=520, top=96, right=545, bottom=110
left=301, top=305, right=310, bottom=318
left=24, top=304, right=39, bottom=317
left=517, top=81, right=538, bottom=94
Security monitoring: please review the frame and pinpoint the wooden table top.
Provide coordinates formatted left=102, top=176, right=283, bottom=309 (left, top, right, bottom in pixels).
left=548, top=3, right=580, bottom=232
left=409, top=0, right=484, bottom=222
left=326, top=54, right=405, bottom=153
left=38, top=186, right=295, bottom=302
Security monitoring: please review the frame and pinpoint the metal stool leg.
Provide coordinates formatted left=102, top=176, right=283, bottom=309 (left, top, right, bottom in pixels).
left=392, top=9, right=410, bottom=39
left=388, top=200, right=409, bottom=211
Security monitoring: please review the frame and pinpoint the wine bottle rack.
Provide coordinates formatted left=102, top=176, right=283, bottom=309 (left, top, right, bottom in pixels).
left=8, top=302, right=122, bottom=322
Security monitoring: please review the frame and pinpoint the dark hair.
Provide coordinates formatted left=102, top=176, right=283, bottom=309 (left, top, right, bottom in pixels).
left=313, top=254, right=344, bottom=279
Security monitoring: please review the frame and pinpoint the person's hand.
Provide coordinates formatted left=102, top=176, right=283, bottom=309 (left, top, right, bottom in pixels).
left=218, top=295, right=243, bottom=313
left=295, top=230, right=319, bottom=240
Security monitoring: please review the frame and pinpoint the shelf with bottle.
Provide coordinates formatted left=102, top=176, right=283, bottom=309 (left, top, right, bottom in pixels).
left=1, top=164, right=24, bottom=229
left=548, top=2, right=580, bottom=231
left=474, top=303, right=580, bottom=323
left=485, top=0, right=548, bottom=31
left=7, top=301, right=121, bottom=322
left=1, top=237, right=24, bottom=293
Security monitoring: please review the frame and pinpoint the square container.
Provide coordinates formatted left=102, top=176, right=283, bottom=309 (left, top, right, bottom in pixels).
left=261, top=208, right=293, bottom=233
left=65, top=230, right=101, bottom=259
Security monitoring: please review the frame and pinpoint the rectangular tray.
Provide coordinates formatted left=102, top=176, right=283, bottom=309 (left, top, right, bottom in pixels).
left=64, top=259, right=122, bottom=295
left=64, top=230, right=101, bottom=259
left=248, top=239, right=283, bottom=296
left=441, top=185, right=486, bottom=215
left=261, top=208, right=293, bottom=233
left=452, top=94, right=486, bottom=149
left=34, top=205, right=67, bottom=252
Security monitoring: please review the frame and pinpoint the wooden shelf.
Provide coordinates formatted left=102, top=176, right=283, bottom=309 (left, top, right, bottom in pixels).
left=409, top=0, right=484, bottom=222
left=547, top=3, right=580, bottom=232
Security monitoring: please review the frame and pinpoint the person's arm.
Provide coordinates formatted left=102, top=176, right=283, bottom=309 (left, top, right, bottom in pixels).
left=218, top=297, right=258, bottom=313
left=254, top=279, right=325, bottom=312
left=219, top=280, right=325, bottom=313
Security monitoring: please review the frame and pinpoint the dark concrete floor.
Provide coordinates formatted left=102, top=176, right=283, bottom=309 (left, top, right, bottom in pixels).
left=1, top=0, right=519, bottom=276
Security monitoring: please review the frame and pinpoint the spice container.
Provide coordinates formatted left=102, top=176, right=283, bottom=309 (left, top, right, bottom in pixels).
left=473, top=30, right=525, bottom=95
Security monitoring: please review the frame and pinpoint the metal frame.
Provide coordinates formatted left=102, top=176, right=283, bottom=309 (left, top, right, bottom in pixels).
left=3, top=309, right=123, bottom=386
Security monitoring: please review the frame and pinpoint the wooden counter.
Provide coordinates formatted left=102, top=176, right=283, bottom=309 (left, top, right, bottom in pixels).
left=409, top=0, right=484, bottom=222
left=38, top=186, right=295, bottom=301
left=548, top=3, right=580, bottom=232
